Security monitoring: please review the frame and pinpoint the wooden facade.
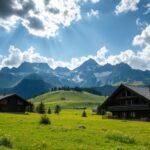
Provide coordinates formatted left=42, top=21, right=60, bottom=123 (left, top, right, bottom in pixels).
left=0, top=94, right=32, bottom=112
left=100, top=84, right=150, bottom=120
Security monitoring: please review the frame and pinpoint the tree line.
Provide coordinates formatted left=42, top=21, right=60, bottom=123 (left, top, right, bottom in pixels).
left=51, top=86, right=102, bottom=96
left=26, top=102, right=61, bottom=114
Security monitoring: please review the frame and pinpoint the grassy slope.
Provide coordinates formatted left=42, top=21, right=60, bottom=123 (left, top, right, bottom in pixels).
left=0, top=110, right=150, bottom=150
left=30, top=90, right=106, bottom=109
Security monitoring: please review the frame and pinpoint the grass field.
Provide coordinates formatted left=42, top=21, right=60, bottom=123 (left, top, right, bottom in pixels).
left=0, top=91, right=150, bottom=150
left=0, top=110, right=150, bottom=150
left=30, top=90, right=105, bottom=109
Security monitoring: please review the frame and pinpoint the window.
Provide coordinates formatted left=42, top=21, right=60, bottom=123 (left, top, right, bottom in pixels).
left=128, top=100, right=133, bottom=105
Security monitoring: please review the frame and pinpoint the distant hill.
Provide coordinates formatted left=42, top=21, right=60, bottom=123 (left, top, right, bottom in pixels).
left=13, top=79, right=51, bottom=99
left=30, top=90, right=106, bottom=109
left=0, top=72, right=22, bottom=88
left=0, top=74, right=51, bottom=99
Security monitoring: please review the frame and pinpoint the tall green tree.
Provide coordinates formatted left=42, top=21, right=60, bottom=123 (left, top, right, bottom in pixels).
left=37, top=101, right=45, bottom=114
left=82, top=110, right=87, bottom=117
left=47, top=107, right=51, bottom=114
left=54, top=105, right=61, bottom=114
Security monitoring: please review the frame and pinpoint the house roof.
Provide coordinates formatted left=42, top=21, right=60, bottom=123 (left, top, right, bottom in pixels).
left=0, top=94, right=31, bottom=104
left=124, top=84, right=150, bottom=101
left=100, top=84, right=150, bottom=108
left=0, top=94, right=16, bottom=100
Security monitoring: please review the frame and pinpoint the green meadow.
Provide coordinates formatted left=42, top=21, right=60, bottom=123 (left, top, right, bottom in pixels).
left=0, top=91, right=150, bottom=150
left=0, top=110, right=150, bottom=150
left=30, top=90, right=106, bottom=109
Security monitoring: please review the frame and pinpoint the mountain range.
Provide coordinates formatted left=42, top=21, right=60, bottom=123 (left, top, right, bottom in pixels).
left=0, top=59, right=149, bottom=99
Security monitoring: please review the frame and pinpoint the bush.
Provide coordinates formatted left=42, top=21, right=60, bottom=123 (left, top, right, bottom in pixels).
left=82, top=110, right=87, bottom=117
left=40, top=115, right=51, bottom=125
left=54, top=105, right=61, bottom=114
left=61, top=97, right=66, bottom=101
left=0, top=136, right=13, bottom=148
left=24, top=112, right=29, bottom=115
left=78, top=125, right=86, bottom=129
left=36, top=102, right=45, bottom=114
left=47, top=107, right=51, bottom=114
left=102, top=111, right=113, bottom=119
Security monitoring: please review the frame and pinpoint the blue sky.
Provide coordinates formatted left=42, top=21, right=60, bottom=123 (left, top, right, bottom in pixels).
left=0, top=0, right=149, bottom=70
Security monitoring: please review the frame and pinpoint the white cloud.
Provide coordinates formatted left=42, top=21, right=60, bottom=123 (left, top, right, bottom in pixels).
left=0, top=44, right=150, bottom=71
left=133, top=25, right=150, bottom=47
left=87, top=9, right=99, bottom=18
left=144, top=3, right=150, bottom=15
left=1, top=46, right=23, bottom=67
left=90, top=0, right=100, bottom=3
left=0, top=0, right=102, bottom=38
left=82, top=0, right=100, bottom=3
left=115, top=0, right=140, bottom=15
left=0, top=0, right=83, bottom=38
left=1, top=25, right=150, bottom=71
left=136, top=18, right=148, bottom=30
left=0, top=15, right=19, bottom=31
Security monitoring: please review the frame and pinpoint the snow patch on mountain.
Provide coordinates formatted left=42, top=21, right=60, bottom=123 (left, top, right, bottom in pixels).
left=94, top=71, right=111, bottom=82
left=72, top=75, right=83, bottom=83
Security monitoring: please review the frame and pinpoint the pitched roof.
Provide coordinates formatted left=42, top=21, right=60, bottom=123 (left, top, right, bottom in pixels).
left=0, top=94, right=31, bottom=104
left=100, top=84, right=150, bottom=109
left=0, top=94, right=16, bottom=100
left=124, top=84, right=150, bottom=101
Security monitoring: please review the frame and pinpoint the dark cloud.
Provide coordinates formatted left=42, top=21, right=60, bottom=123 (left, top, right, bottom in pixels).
left=0, top=0, right=14, bottom=18
left=28, top=17, right=44, bottom=30
left=0, top=0, right=34, bottom=18
left=44, top=0, right=50, bottom=6
left=0, top=0, right=82, bottom=37
left=16, top=0, right=35, bottom=17
left=47, top=8, right=60, bottom=14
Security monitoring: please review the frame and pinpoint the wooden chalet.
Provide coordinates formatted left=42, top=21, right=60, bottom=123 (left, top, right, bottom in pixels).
left=0, top=94, right=32, bottom=112
left=99, top=84, right=150, bottom=120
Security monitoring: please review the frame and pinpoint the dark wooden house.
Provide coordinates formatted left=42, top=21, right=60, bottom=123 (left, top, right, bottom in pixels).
left=0, top=94, right=32, bottom=112
left=99, top=84, right=150, bottom=119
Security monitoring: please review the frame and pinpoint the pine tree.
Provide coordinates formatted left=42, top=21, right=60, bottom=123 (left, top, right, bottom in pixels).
left=82, top=110, right=87, bottom=117
left=47, top=107, right=51, bottom=114
left=37, top=101, right=45, bottom=114
left=54, top=105, right=61, bottom=114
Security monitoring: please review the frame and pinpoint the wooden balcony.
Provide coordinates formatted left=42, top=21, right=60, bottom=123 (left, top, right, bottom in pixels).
left=115, top=96, right=138, bottom=100
left=107, top=105, right=150, bottom=111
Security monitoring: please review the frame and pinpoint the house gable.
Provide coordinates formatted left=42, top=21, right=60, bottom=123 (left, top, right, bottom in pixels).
left=101, top=84, right=150, bottom=108
left=0, top=94, right=31, bottom=112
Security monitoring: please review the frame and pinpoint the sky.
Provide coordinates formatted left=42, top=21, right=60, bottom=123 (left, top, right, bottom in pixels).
left=0, top=0, right=149, bottom=70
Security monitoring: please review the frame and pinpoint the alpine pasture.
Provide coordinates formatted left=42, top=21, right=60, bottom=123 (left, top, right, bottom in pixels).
left=0, top=91, right=150, bottom=150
